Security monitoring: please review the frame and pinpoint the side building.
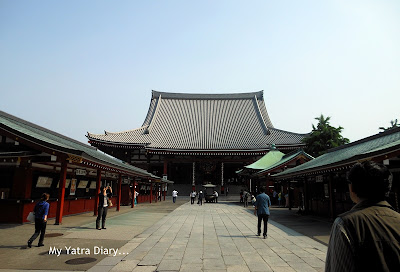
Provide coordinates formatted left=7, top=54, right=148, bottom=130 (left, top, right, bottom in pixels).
left=87, top=90, right=308, bottom=195
left=273, top=127, right=400, bottom=218
left=0, top=110, right=169, bottom=224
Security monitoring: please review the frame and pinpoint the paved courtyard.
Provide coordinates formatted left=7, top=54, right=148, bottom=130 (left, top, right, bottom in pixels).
left=91, top=201, right=327, bottom=272
left=0, top=198, right=328, bottom=272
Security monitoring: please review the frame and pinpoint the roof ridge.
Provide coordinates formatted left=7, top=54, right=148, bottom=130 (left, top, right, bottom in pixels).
left=152, top=90, right=264, bottom=100
left=0, top=110, right=95, bottom=150
left=87, top=126, right=147, bottom=137
left=253, top=94, right=269, bottom=135
left=269, top=127, right=310, bottom=136
left=325, top=126, right=400, bottom=154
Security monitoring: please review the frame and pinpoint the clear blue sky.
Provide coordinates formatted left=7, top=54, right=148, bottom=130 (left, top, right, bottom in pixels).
left=1, top=0, right=399, bottom=144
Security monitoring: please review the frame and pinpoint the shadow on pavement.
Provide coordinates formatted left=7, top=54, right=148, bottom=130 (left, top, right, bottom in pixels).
left=230, top=200, right=333, bottom=245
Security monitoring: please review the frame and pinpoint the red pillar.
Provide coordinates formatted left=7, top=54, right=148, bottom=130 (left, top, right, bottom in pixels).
left=55, top=160, right=67, bottom=225
left=94, top=169, right=101, bottom=216
left=117, top=174, right=122, bottom=211
left=150, top=182, right=153, bottom=203
left=12, top=159, right=33, bottom=199
left=155, top=184, right=157, bottom=203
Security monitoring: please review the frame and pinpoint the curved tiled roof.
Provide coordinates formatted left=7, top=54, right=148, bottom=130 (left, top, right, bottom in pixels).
left=244, top=150, right=285, bottom=170
left=0, top=111, right=157, bottom=179
left=273, top=127, right=400, bottom=179
left=88, top=91, right=308, bottom=151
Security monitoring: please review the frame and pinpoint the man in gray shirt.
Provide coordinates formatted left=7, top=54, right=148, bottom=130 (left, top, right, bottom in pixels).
left=254, top=187, right=271, bottom=239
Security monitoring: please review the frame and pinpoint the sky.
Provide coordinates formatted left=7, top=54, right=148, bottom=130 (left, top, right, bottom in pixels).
left=1, top=0, right=399, bottom=145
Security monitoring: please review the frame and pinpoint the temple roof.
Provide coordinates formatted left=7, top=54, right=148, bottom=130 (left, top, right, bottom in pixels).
left=87, top=90, right=308, bottom=152
left=273, top=127, right=400, bottom=179
left=244, top=150, right=285, bottom=170
left=255, top=149, right=314, bottom=176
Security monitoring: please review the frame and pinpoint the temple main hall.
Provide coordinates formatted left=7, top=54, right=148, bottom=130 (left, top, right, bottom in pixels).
left=87, top=91, right=307, bottom=193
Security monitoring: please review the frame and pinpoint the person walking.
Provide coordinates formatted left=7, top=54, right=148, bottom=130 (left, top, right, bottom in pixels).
left=198, top=190, right=204, bottom=206
left=254, top=187, right=271, bottom=239
left=96, top=185, right=112, bottom=230
left=27, top=193, right=50, bottom=248
left=190, top=190, right=196, bottom=204
left=325, top=161, right=400, bottom=272
left=244, top=191, right=249, bottom=207
left=172, top=189, right=178, bottom=203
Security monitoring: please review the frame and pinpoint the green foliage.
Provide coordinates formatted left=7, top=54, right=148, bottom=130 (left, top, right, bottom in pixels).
left=379, top=119, right=399, bottom=131
left=302, top=114, right=350, bottom=157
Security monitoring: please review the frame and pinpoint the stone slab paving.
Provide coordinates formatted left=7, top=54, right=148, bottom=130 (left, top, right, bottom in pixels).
left=0, top=197, right=188, bottom=272
left=92, top=202, right=327, bottom=272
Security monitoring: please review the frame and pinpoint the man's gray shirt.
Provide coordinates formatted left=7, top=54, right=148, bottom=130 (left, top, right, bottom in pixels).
left=255, top=193, right=271, bottom=216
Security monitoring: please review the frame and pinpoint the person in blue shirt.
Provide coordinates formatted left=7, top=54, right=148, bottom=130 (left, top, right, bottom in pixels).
left=254, top=187, right=271, bottom=239
left=28, top=193, right=50, bottom=248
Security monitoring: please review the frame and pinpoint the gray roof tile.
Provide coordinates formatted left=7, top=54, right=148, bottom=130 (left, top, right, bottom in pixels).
left=88, top=91, right=308, bottom=151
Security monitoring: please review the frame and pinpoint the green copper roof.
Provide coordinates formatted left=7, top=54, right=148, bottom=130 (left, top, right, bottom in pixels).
left=244, top=150, right=285, bottom=170
left=255, top=149, right=314, bottom=176
left=273, top=127, right=400, bottom=179
left=0, top=110, right=158, bottom=179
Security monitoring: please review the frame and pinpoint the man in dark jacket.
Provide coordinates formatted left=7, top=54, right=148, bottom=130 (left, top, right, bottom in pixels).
left=96, top=185, right=113, bottom=230
left=325, top=161, right=400, bottom=272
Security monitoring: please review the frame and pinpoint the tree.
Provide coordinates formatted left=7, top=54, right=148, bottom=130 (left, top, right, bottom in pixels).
left=302, top=114, right=350, bottom=157
left=379, top=119, right=399, bottom=132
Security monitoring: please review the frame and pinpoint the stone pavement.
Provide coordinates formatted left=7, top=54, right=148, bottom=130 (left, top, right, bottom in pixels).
left=91, top=200, right=327, bottom=272
left=0, top=197, right=329, bottom=272
left=0, top=197, right=189, bottom=272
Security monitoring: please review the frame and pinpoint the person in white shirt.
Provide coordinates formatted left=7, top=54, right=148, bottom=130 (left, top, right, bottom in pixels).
left=134, top=191, right=139, bottom=205
left=190, top=191, right=197, bottom=204
left=172, top=189, right=178, bottom=203
left=213, top=191, right=219, bottom=203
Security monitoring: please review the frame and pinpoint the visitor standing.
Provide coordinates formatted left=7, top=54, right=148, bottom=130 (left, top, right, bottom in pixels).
left=134, top=191, right=139, bottom=205
left=96, top=185, right=112, bottom=230
left=325, top=161, right=400, bottom=272
left=254, top=187, right=271, bottom=239
left=172, top=189, right=178, bottom=203
left=27, top=193, right=50, bottom=248
left=285, top=193, right=289, bottom=207
left=198, top=190, right=204, bottom=205
left=244, top=191, right=249, bottom=207
left=278, top=192, right=282, bottom=207
left=190, top=190, right=196, bottom=204
left=273, top=190, right=278, bottom=205
left=214, top=190, right=219, bottom=203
